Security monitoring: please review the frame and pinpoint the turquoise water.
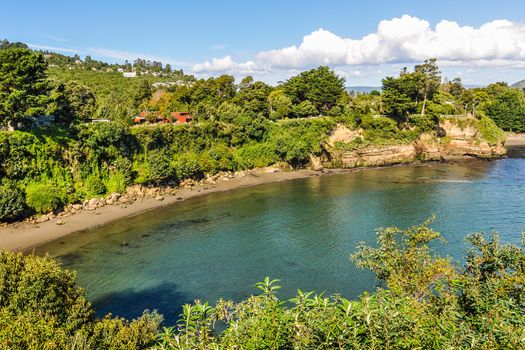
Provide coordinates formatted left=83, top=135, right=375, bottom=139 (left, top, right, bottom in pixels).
left=36, top=150, right=525, bottom=323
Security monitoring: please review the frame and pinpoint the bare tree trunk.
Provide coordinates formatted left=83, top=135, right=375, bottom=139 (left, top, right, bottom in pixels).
left=421, top=93, right=427, bottom=116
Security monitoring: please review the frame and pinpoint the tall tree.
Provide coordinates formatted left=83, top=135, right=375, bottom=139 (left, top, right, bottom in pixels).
left=381, top=72, right=420, bottom=122
left=50, top=80, right=96, bottom=123
left=282, top=66, right=345, bottom=114
left=0, top=48, right=50, bottom=128
left=414, top=58, right=441, bottom=116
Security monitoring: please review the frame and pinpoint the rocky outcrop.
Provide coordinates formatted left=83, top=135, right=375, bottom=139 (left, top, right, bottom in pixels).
left=21, top=170, right=251, bottom=225
left=334, top=144, right=417, bottom=168
left=318, top=118, right=507, bottom=169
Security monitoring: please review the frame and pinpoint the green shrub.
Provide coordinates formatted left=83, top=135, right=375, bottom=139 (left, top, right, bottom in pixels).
left=105, top=173, right=127, bottom=194
left=0, top=250, right=161, bottom=349
left=407, top=114, right=435, bottom=132
left=172, top=152, right=203, bottom=179
left=85, top=175, right=106, bottom=196
left=361, top=115, right=398, bottom=139
left=113, top=156, right=134, bottom=185
left=25, top=183, right=63, bottom=214
left=478, top=115, right=506, bottom=145
left=147, top=150, right=175, bottom=183
left=87, top=312, right=162, bottom=350
left=0, top=184, right=27, bottom=222
left=235, top=142, right=280, bottom=168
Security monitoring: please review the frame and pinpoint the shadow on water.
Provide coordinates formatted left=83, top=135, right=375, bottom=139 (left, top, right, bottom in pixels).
left=508, top=146, right=525, bottom=158
left=57, top=252, right=84, bottom=267
left=92, top=282, right=190, bottom=324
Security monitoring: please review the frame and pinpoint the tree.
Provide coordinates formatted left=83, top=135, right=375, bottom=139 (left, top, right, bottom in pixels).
left=0, top=250, right=161, bottom=349
left=381, top=75, right=416, bottom=121
left=268, top=90, right=293, bottom=119
left=382, top=59, right=442, bottom=122
left=483, top=84, right=525, bottom=131
left=293, top=100, right=318, bottom=118
left=0, top=39, right=28, bottom=49
left=461, top=88, right=489, bottom=117
left=443, top=77, right=464, bottom=99
left=0, top=48, right=50, bottom=128
left=282, top=66, right=345, bottom=113
left=213, top=75, right=236, bottom=101
left=233, top=80, right=272, bottom=117
left=52, top=80, right=96, bottom=124
left=414, top=58, right=441, bottom=116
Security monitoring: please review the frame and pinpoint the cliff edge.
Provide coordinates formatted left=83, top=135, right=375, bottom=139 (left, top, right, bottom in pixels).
left=313, top=116, right=507, bottom=169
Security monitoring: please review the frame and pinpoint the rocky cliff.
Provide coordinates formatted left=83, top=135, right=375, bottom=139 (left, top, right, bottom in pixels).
left=314, top=117, right=507, bottom=170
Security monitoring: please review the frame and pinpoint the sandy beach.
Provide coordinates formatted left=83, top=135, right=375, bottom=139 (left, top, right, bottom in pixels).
left=505, top=133, right=525, bottom=147
left=0, top=168, right=343, bottom=252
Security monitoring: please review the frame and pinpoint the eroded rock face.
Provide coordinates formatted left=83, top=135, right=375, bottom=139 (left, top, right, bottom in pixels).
left=439, top=119, right=479, bottom=139
left=338, top=144, right=416, bottom=168
left=318, top=120, right=506, bottom=169
left=327, top=125, right=364, bottom=147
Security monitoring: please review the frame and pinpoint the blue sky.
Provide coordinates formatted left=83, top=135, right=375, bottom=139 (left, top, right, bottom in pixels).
left=2, top=0, right=525, bottom=85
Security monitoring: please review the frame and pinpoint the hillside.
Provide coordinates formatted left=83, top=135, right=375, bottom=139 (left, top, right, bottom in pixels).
left=346, top=86, right=381, bottom=94
left=511, top=79, right=525, bottom=90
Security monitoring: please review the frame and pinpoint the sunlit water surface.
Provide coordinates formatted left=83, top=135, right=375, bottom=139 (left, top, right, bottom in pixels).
left=37, top=148, right=525, bottom=323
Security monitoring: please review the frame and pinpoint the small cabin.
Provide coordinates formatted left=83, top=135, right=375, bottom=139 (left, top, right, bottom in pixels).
left=171, top=112, right=193, bottom=124
left=133, top=116, right=146, bottom=124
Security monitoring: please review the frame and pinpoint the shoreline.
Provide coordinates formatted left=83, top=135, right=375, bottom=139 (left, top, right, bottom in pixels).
left=1, top=136, right=524, bottom=252
left=505, top=133, right=525, bottom=147
left=0, top=168, right=351, bottom=252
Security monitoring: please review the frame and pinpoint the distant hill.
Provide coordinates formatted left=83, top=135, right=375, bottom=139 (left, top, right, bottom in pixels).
left=346, top=84, right=485, bottom=94
left=346, top=86, right=381, bottom=94
left=511, top=79, right=525, bottom=90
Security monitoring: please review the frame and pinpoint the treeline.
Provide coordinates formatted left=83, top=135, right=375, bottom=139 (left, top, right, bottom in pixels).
left=2, top=222, right=525, bottom=349
left=0, top=41, right=513, bottom=223
left=2, top=39, right=524, bottom=131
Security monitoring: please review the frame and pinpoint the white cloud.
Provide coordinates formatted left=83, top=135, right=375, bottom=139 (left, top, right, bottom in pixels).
left=28, top=44, right=192, bottom=68
left=28, top=44, right=85, bottom=55
left=192, top=55, right=258, bottom=74
left=192, top=15, right=525, bottom=74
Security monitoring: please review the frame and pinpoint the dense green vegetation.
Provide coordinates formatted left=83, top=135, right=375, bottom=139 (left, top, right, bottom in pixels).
left=0, top=250, right=161, bottom=349
left=0, top=39, right=514, bottom=224
left=2, top=222, right=525, bottom=349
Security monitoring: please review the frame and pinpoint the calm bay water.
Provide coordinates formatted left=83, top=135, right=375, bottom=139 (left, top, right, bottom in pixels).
left=37, top=149, right=525, bottom=323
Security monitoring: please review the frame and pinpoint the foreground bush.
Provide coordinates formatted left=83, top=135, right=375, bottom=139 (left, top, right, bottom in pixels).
left=0, top=251, right=161, bottom=349
left=2, top=222, right=525, bottom=349
left=154, top=221, right=525, bottom=349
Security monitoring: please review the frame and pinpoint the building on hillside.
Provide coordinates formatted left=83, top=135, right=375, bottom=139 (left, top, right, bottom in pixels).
left=152, top=81, right=178, bottom=89
left=134, top=116, right=146, bottom=124
left=171, top=112, right=193, bottom=124
left=90, top=118, right=111, bottom=123
left=135, top=111, right=169, bottom=124
left=132, top=111, right=193, bottom=125
left=123, top=71, right=137, bottom=78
